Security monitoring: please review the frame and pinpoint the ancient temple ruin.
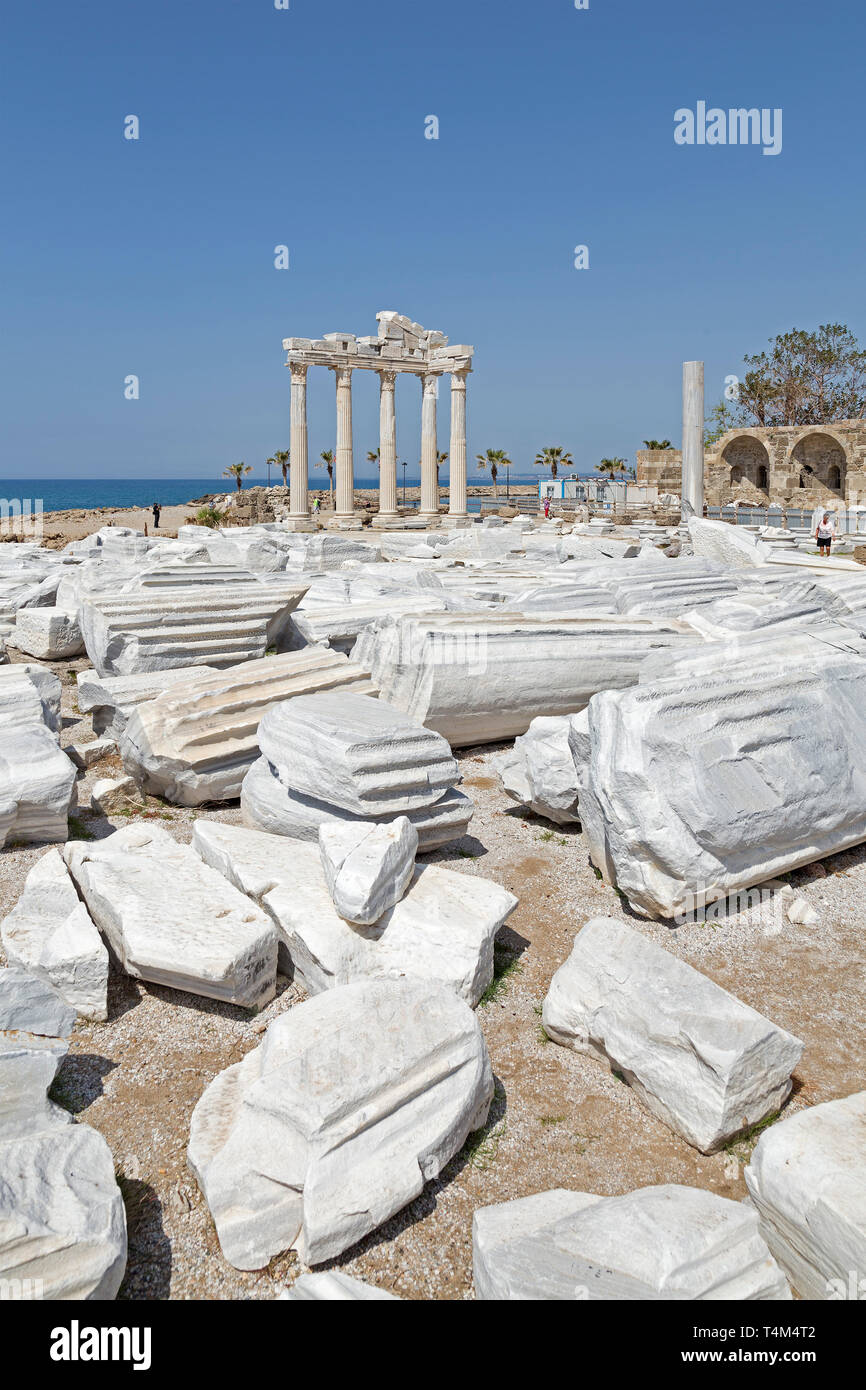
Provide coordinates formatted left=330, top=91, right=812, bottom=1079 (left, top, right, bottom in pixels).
left=282, top=312, right=474, bottom=526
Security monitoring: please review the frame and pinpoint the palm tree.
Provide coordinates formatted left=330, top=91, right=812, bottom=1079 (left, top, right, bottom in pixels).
left=642, top=439, right=673, bottom=451
left=223, top=462, right=252, bottom=492
left=598, top=457, right=628, bottom=480
left=317, top=449, right=335, bottom=497
left=475, top=448, right=510, bottom=499
left=267, top=449, right=290, bottom=487
left=534, top=446, right=573, bottom=480
left=437, top=450, right=448, bottom=491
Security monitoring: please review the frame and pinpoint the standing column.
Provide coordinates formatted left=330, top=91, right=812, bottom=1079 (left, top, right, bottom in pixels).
left=419, top=373, right=439, bottom=520
left=289, top=363, right=309, bottom=519
left=448, top=371, right=469, bottom=517
left=377, top=370, right=398, bottom=517
left=682, top=360, right=704, bottom=517
left=333, top=366, right=355, bottom=518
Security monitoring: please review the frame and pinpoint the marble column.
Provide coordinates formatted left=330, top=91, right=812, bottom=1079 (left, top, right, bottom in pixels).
left=333, top=366, right=355, bottom=517
left=448, top=371, right=469, bottom=516
left=419, top=373, right=440, bottom=520
left=682, top=360, right=704, bottom=517
left=377, top=370, right=398, bottom=516
left=289, top=363, right=309, bottom=518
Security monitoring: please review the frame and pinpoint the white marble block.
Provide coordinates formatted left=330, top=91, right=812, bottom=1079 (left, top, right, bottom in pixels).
left=473, top=1184, right=790, bottom=1300
left=542, top=918, right=803, bottom=1153
left=1, top=851, right=108, bottom=1020
left=64, top=824, right=277, bottom=1009
left=188, top=978, right=493, bottom=1268
left=319, top=817, right=418, bottom=924
left=745, top=1090, right=866, bottom=1300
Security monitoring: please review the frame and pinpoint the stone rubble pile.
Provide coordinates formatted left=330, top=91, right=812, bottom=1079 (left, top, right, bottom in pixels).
left=1, top=507, right=864, bottom=1301
left=118, top=648, right=377, bottom=805
left=193, top=820, right=515, bottom=1004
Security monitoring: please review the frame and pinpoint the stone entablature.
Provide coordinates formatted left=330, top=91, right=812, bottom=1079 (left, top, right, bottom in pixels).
left=282, top=312, right=474, bottom=527
left=636, top=421, right=866, bottom=508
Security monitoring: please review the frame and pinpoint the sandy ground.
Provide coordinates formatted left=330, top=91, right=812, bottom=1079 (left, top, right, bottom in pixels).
left=1, top=649, right=863, bottom=1300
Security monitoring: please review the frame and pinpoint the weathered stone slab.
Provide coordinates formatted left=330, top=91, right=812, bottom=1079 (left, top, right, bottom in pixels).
left=473, top=1184, right=790, bottom=1300
left=64, top=824, right=277, bottom=1008
left=259, top=691, right=460, bottom=815
left=580, top=657, right=866, bottom=918
left=0, top=967, right=76, bottom=1038
left=0, top=725, right=77, bottom=847
left=496, top=715, right=583, bottom=824
left=1, top=852, right=108, bottom=1020
left=542, top=918, right=802, bottom=1152
left=745, top=1090, right=866, bottom=1300
left=241, top=756, right=473, bottom=851
left=353, top=613, right=695, bottom=745
left=188, top=978, right=493, bottom=1268
left=319, top=817, right=418, bottom=925
left=119, top=649, right=376, bottom=806
left=80, top=581, right=308, bottom=676
left=76, top=664, right=218, bottom=739
left=192, top=821, right=514, bottom=1004
left=0, top=1006, right=126, bottom=1298
left=0, top=664, right=62, bottom=736
left=12, top=607, right=84, bottom=659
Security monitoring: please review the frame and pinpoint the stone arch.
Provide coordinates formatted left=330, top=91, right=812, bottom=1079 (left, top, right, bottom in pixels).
left=790, top=432, right=847, bottom=497
left=722, top=435, right=771, bottom=492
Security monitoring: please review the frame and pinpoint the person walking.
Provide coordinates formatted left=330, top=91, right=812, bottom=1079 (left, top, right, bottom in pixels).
left=152, top=502, right=161, bottom=529
left=815, top=511, right=836, bottom=557
left=543, top=496, right=551, bottom=519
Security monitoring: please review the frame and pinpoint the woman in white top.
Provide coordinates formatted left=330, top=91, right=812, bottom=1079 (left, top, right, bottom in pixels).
left=815, top=511, right=836, bottom=557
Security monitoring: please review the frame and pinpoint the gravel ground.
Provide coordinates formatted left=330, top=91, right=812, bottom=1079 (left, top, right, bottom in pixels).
left=2, top=650, right=864, bottom=1300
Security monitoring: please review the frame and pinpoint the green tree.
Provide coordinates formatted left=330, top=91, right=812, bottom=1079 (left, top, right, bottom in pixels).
left=317, top=449, right=335, bottom=496
left=534, top=446, right=573, bottom=479
left=223, top=462, right=252, bottom=492
left=367, top=449, right=380, bottom=468
left=267, top=450, right=290, bottom=487
left=598, top=457, right=627, bottom=480
left=475, top=448, right=509, bottom=499
left=642, top=439, right=673, bottom=450
left=708, top=324, right=866, bottom=436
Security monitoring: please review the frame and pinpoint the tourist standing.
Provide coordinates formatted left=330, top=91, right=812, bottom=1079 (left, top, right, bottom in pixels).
left=815, top=511, right=835, bottom=557
left=152, top=502, right=161, bottom=528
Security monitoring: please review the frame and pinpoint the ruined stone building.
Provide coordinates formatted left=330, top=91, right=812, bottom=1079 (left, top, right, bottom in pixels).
left=636, top=421, right=866, bottom=507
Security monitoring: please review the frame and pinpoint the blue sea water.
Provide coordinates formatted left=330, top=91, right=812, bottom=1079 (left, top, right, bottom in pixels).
left=0, top=474, right=550, bottom=514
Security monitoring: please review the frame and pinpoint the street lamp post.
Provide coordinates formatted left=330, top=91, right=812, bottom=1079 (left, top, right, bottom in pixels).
left=402, top=461, right=407, bottom=506
left=266, top=460, right=272, bottom=488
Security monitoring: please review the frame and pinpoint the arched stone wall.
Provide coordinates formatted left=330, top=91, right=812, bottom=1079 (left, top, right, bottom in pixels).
left=790, top=432, right=847, bottom=498
left=722, top=436, right=771, bottom=492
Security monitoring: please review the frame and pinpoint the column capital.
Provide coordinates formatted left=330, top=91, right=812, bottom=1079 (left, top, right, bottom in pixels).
left=450, top=369, right=469, bottom=391
left=378, top=368, right=397, bottom=390
left=420, top=371, right=441, bottom=396
left=331, top=364, right=354, bottom=386
left=289, top=362, right=309, bottom=384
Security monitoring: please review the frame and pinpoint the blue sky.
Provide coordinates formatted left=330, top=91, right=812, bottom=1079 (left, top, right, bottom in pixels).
left=2, top=0, right=864, bottom=482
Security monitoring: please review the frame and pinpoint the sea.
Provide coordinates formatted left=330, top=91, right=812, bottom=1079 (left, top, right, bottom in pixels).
left=0, top=475, right=546, bottom=515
